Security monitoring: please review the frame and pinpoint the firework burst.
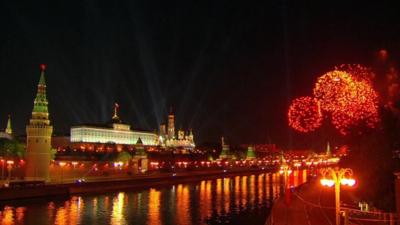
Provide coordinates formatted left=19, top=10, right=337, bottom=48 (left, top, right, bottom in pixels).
left=313, top=69, right=379, bottom=135
left=313, top=70, right=355, bottom=112
left=336, top=64, right=375, bottom=83
left=330, top=78, right=379, bottom=134
left=288, top=96, right=323, bottom=133
left=289, top=67, right=380, bottom=135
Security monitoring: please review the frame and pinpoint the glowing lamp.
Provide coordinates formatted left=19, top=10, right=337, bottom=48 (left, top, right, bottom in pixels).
left=347, top=178, right=356, bottom=186
left=341, top=178, right=356, bottom=186
left=6, top=160, right=14, bottom=165
left=320, top=178, right=335, bottom=187
left=59, top=162, right=66, bottom=167
left=114, top=162, right=123, bottom=167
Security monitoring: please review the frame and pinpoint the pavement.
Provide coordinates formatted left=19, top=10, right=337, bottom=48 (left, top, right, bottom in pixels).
left=266, top=179, right=391, bottom=225
left=267, top=180, right=336, bottom=225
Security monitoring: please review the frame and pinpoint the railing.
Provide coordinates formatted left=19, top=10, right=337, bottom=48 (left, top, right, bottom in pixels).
left=342, top=207, right=398, bottom=225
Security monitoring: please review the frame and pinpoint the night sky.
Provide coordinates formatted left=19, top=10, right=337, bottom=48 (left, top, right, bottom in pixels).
left=1, top=1, right=400, bottom=148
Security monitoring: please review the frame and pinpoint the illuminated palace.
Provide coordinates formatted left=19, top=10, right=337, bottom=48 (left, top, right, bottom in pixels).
left=70, top=104, right=158, bottom=146
left=158, top=110, right=195, bottom=149
left=69, top=105, right=195, bottom=149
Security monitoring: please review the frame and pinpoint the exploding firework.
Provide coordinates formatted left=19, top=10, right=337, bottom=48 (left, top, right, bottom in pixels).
left=331, top=110, right=353, bottom=135
left=313, top=70, right=355, bottom=112
left=288, top=68, right=380, bottom=135
left=330, top=79, right=379, bottom=134
left=336, top=64, right=375, bottom=83
left=288, top=96, right=323, bottom=133
left=312, top=69, right=379, bottom=135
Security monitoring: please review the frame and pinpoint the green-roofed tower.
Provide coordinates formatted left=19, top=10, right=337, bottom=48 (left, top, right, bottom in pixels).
left=32, top=65, right=49, bottom=116
left=5, top=115, right=12, bottom=135
left=219, top=136, right=231, bottom=160
left=25, top=64, right=53, bottom=182
left=246, top=145, right=256, bottom=160
left=134, top=137, right=148, bottom=173
left=135, top=137, right=147, bottom=156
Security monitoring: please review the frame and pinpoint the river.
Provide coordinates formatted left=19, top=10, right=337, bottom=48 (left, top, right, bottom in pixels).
left=0, top=170, right=308, bottom=225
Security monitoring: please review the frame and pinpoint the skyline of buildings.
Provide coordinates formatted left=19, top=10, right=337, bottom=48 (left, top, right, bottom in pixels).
left=1, top=65, right=196, bottom=150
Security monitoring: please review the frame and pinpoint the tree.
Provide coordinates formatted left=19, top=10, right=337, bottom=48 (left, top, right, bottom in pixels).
left=50, top=148, right=57, bottom=160
left=0, top=138, right=25, bottom=158
left=115, top=151, right=132, bottom=163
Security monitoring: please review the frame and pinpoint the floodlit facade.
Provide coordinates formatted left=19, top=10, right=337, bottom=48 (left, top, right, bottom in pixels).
left=159, top=110, right=195, bottom=149
left=70, top=104, right=158, bottom=146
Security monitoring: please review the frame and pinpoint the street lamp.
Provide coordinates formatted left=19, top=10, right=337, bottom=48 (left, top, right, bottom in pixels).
left=6, top=160, right=14, bottom=182
left=279, top=162, right=292, bottom=189
left=320, top=167, right=356, bottom=225
left=59, top=162, right=66, bottom=183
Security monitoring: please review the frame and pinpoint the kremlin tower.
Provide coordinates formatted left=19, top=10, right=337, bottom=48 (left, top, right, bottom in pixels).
left=160, top=108, right=195, bottom=149
left=167, top=108, right=175, bottom=139
left=5, top=115, right=12, bottom=135
left=0, top=115, right=13, bottom=140
left=246, top=145, right=256, bottom=160
left=219, top=136, right=231, bottom=159
left=25, top=64, right=53, bottom=181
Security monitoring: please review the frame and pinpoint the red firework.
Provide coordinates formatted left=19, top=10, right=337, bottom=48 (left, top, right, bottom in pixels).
left=336, top=64, right=375, bottom=83
left=313, top=70, right=355, bottom=112
left=330, top=79, right=379, bottom=134
left=288, top=96, right=323, bottom=133
left=312, top=69, right=379, bottom=135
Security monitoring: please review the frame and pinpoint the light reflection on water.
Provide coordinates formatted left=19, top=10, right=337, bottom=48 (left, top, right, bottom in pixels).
left=0, top=170, right=307, bottom=225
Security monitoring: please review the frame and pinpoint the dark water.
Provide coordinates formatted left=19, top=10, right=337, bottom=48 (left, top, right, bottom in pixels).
left=0, top=171, right=307, bottom=225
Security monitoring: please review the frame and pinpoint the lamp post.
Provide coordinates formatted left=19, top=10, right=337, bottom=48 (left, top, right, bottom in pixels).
left=279, top=163, right=292, bottom=188
left=6, top=160, right=14, bottom=182
left=279, top=152, right=292, bottom=189
left=320, top=167, right=356, bottom=225
left=59, top=162, right=66, bottom=183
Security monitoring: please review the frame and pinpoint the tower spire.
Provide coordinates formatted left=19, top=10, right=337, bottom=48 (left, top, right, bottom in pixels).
left=39, top=64, right=46, bottom=86
left=111, top=103, right=122, bottom=124
left=167, top=107, right=175, bottom=139
left=5, top=114, right=12, bottom=135
left=31, top=64, right=50, bottom=125
left=113, top=103, right=120, bottom=120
